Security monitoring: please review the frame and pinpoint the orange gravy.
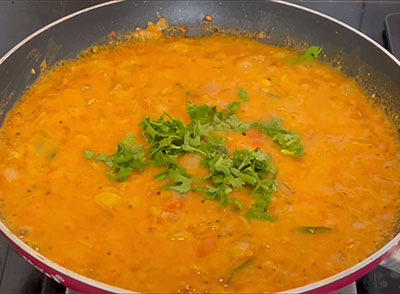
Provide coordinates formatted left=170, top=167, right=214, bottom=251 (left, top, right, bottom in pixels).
left=0, top=31, right=399, bottom=293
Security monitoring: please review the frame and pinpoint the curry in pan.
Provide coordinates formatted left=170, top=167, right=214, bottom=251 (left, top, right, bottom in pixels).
left=0, top=21, right=399, bottom=293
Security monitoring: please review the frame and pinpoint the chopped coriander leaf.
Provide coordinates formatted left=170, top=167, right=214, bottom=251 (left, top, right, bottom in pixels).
left=95, top=154, right=107, bottom=162
left=233, top=150, right=276, bottom=184
left=83, top=150, right=95, bottom=160
left=187, top=101, right=250, bottom=134
left=183, top=122, right=209, bottom=155
left=231, top=168, right=257, bottom=186
left=161, top=167, right=193, bottom=193
left=233, top=149, right=277, bottom=221
left=154, top=168, right=169, bottom=181
left=86, top=133, right=145, bottom=182
left=113, top=134, right=145, bottom=172
left=233, top=199, right=243, bottom=211
left=296, top=226, right=332, bottom=234
left=221, top=115, right=250, bottom=133
left=300, top=46, right=322, bottom=61
left=246, top=207, right=276, bottom=221
left=204, top=183, right=232, bottom=204
left=200, top=136, right=228, bottom=175
left=251, top=118, right=304, bottom=158
left=187, top=104, right=215, bottom=125
left=140, top=114, right=187, bottom=159
left=148, top=151, right=178, bottom=168
left=237, top=88, right=248, bottom=102
left=246, top=197, right=276, bottom=221
left=225, top=175, right=246, bottom=190
left=204, top=185, right=222, bottom=200
left=107, top=167, right=132, bottom=182
left=290, top=46, right=322, bottom=64
left=253, top=177, right=278, bottom=199
left=214, top=101, right=240, bottom=122
left=86, top=100, right=284, bottom=220
left=214, top=155, right=234, bottom=176
left=219, top=190, right=232, bottom=207
left=202, top=136, right=227, bottom=155
left=213, top=102, right=250, bottom=133
left=140, top=113, right=208, bottom=165
left=201, top=146, right=277, bottom=220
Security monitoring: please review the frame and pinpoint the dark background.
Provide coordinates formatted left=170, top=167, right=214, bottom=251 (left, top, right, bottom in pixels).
left=0, top=1, right=400, bottom=293
left=2, top=0, right=400, bottom=57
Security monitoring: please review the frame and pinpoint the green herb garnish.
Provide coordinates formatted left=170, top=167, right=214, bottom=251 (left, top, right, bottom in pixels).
left=86, top=133, right=145, bottom=182
left=252, top=118, right=304, bottom=158
left=296, top=226, right=332, bottom=234
left=187, top=101, right=250, bottom=133
left=158, top=166, right=193, bottom=193
left=212, top=102, right=250, bottom=133
left=237, top=88, right=248, bottom=102
left=83, top=150, right=95, bottom=160
left=140, top=102, right=248, bottom=164
left=202, top=148, right=277, bottom=220
left=233, top=199, right=243, bottom=211
left=84, top=92, right=305, bottom=221
left=139, top=114, right=187, bottom=160
left=290, top=46, right=322, bottom=64
left=300, top=46, right=322, bottom=61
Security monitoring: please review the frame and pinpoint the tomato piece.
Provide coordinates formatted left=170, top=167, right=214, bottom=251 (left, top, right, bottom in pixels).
left=246, top=129, right=264, bottom=147
left=163, top=199, right=183, bottom=211
left=196, top=237, right=218, bottom=258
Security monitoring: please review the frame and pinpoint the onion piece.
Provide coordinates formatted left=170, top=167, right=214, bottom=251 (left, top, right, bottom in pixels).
left=3, top=168, right=19, bottom=182
left=179, top=154, right=201, bottom=173
left=93, top=191, right=121, bottom=209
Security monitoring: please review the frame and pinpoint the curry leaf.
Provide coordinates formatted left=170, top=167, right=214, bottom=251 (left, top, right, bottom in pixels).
left=225, top=257, right=253, bottom=286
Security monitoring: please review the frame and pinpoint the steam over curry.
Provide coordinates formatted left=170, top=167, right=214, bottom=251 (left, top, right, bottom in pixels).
left=0, top=22, right=399, bottom=293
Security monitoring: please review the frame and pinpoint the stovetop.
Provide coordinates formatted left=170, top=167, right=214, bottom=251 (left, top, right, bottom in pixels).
left=0, top=1, right=400, bottom=293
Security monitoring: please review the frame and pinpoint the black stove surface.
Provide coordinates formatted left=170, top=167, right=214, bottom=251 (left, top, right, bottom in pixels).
left=1, top=1, right=400, bottom=293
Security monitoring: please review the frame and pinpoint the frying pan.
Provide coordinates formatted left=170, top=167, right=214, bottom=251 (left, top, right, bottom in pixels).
left=0, top=1, right=399, bottom=293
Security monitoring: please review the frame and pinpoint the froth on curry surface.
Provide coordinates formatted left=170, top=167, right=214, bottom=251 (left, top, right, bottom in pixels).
left=0, top=20, right=399, bottom=293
